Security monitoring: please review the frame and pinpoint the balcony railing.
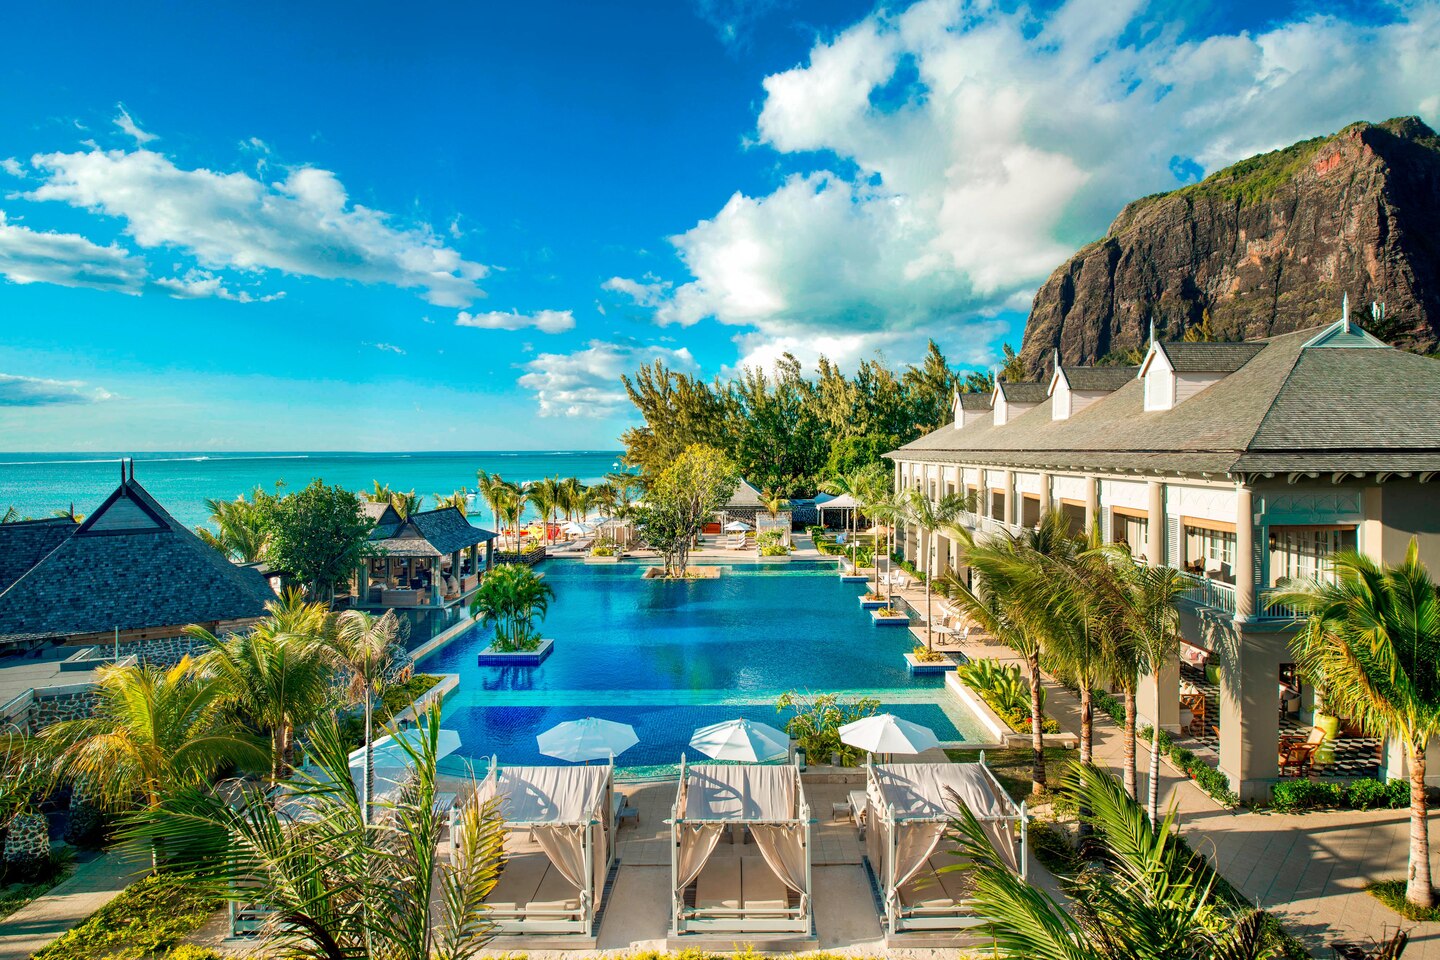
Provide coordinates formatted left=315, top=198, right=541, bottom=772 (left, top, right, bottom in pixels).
left=1176, top=570, right=1237, bottom=615
left=1258, top=587, right=1305, bottom=620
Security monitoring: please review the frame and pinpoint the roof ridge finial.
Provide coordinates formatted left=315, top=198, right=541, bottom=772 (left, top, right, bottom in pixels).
left=1148, top=317, right=1155, bottom=347
left=1342, top=292, right=1350, bottom=331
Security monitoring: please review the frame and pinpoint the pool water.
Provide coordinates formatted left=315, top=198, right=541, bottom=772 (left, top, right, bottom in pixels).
left=421, top=560, right=990, bottom=769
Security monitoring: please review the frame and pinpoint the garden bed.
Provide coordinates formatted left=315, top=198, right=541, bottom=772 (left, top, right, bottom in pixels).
left=904, top=651, right=956, bottom=674
left=31, top=871, right=219, bottom=960
left=858, top=595, right=889, bottom=609
left=477, top=638, right=555, bottom=665
left=869, top=607, right=909, bottom=626
left=583, top=554, right=621, bottom=564
left=643, top=566, right=722, bottom=579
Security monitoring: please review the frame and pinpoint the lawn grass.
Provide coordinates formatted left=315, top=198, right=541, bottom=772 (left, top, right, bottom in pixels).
left=1368, top=879, right=1440, bottom=921
left=945, top=746, right=1074, bottom=803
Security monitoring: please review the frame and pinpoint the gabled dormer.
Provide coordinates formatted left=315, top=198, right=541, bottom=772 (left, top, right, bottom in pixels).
left=1139, top=340, right=1264, bottom=412
left=1048, top=352, right=1138, bottom=421
left=991, top=381, right=1049, bottom=426
left=951, top=389, right=992, bottom=429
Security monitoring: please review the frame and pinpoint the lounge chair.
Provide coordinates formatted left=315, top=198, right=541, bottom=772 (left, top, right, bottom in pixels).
left=487, top=855, right=548, bottom=914
left=526, top=867, right=582, bottom=917
left=1279, top=727, right=1327, bottom=777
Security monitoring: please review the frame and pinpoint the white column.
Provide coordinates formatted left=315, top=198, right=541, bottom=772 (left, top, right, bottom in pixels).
left=1138, top=479, right=1179, bottom=732
left=1083, top=476, right=1099, bottom=535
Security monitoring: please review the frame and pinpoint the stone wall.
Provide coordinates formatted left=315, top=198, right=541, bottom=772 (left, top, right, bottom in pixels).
left=115, top=634, right=208, bottom=666
left=27, top=689, right=98, bottom=733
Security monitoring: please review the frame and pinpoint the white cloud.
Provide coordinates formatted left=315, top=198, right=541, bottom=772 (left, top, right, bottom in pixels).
left=693, top=0, right=787, bottom=52
left=113, top=104, right=158, bottom=144
left=26, top=146, right=490, bottom=307
left=649, top=0, right=1440, bottom=362
left=153, top=268, right=284, bottom=302
left=0, top=373, right=112, bottom=406
left=455, top=308, right=575, bottom=334
left=0, top=158, right=22, bottom=177
left=364, top=342, right=406, bottom=355
left=0, top=211, right=147, bottom=294
left=603, top=274, right=672, bottom=307
left=518, top=339, right=697, bottom=417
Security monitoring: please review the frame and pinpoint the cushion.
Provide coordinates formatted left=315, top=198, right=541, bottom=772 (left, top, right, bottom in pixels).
left=696, top=856, right=742, bottom=910
left=526, top=866, right=582, bottom=915
left=742, top=857, right=789, bottom=914
left=487, top=854, right=547, bottom=913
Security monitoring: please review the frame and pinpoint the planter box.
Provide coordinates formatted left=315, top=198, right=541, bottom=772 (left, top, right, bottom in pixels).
left=583, top=555, right=621, bottom=564
left=859, top=596, right=889, bottom=609
left=756, top=554, right=792, bottom=563
left=477, top=637, right=554, bottom=666
left=643, top=566, right=722, bottom=579
left=870, top=609, right=910, bottom=626
left=905, top=652, right=955, bottom=674
left=839, top=572, right=869, bottom=582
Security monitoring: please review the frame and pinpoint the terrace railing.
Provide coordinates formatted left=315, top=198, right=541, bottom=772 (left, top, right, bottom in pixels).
left=1175, top=570, right=1237, bottom=615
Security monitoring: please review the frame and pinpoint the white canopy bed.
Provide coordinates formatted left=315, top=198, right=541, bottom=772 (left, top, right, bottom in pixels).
left=465, top=760, right=616, bottom=936
left=669, top=758, right=812, bottom=935
left=863, top=759, right=1027, bottom=935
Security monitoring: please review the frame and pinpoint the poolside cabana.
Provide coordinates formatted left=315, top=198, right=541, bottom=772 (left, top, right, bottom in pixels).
left=670, top=758, right=812, bottom=936
left=468, top=761, right=616, bottom=936
left=864, top=759, right=1027, bottom=936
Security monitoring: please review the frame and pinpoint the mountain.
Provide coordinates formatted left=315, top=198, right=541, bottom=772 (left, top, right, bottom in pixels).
left=1018, top=117, right=1440, bottom=373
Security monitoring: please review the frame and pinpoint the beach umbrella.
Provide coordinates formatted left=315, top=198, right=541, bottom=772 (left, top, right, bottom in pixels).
left=839, top=714, right=940, bottom=756
left=689, top=718, right=789, bottom=762
left=723, top=520, right=752, bottom=532
left=537, top=717, right=638, bottom=763
left=349, top=727, right=462, bottom=770
left=562, top=520, right=594, bottom=535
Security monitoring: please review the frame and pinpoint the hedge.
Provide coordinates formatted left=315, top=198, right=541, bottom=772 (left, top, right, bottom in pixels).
left=1271, top=777, right=1408, bottom=814
left=1091, top=688, right=1238, bottom=806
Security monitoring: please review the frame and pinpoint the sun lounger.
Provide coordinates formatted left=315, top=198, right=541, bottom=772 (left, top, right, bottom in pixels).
left=526, top=866, right=582, bottom=916
left=487, top=854, right=548, bottom=913
left=742, top=857, right=790, bottom=916
left=897, top=864, right=956, bottom=914
left=934, top=858, right=974, bottom=903
left=696, top=856, right=742, bottom=911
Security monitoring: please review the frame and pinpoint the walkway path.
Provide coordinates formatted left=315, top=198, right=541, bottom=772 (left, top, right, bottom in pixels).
left=0, top=851, right=140, bottom=960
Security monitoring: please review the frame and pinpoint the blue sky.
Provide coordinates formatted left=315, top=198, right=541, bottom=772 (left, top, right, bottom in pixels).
left=1, top=0, right=1436, bottom=451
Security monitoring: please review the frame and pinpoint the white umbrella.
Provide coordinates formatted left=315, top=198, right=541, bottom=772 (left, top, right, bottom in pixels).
left=562, top=520, right=594, bottom=535
left=723, top=520, right=752, bottom=532
left=349, top=727, right=462, bottom=770
left=839, top=714, right=940, bottom=756
left=689, top=718, right=789, bottom=762
left=537, top=717, right=638, bottom=763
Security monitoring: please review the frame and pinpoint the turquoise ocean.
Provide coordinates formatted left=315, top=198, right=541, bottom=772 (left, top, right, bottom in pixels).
left=0, top=451, right=625, bottom=532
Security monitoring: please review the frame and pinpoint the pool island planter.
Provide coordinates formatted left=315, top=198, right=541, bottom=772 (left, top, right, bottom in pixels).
left=643, top=566, right=723, bottom=580
left=859, top=595, right=889, bottom=610
left=478, top=637, right=555, bottom=666
left=904, top=652, right=956, bottom=674
left=583, top=554, right=621, bottom=564
left=756, top=553, right=792, bottom=563
left=870, top=608, right=910, bottom=626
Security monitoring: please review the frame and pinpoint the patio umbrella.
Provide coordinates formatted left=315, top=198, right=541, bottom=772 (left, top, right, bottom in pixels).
left=537, top=717, right=639, bottom=763
left=562, top=520, right=594, bottom=535
left=349, top=727, right=462, bottom=770
left=689, top=718, right=789, bottom=762
left=723, top=520, right=752, bottom=532
left=839, top=714, right=940, bottom=756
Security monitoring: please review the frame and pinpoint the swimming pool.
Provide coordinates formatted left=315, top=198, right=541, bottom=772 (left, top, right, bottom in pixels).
left=420, top=560, right=991, bottom=770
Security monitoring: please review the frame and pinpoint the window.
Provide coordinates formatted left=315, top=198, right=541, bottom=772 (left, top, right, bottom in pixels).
left=1268, top=525, right=1356, bottom=585
left=1112, top=511, right=1148, bottom=559
left=1183, top=525, right=1236, bottom=583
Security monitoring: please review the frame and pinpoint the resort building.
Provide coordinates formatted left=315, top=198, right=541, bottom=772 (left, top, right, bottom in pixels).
left=0, top=462, right=275, bottom=658
left=352, top=501, right=495, bottom=609
left=887, top=314, right=1440, bottom=801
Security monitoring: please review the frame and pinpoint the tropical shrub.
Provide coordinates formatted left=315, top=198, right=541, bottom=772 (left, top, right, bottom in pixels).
left=635, top=444, right=738, bottom=577
left=1271, top=777, right=1408, bottom=813
left=470, top=564, right=555, bottom=652
left=955, top=660, right=1059, bottom=734
left=776, top=691, right=880, bottom=766
left=590, top=544, right=616, bottom=557
left=1094, top=689, right=1238, bottom=806
left=911, top=645, right=947, bottom=663
left=30, top=871, right=218, bottom=960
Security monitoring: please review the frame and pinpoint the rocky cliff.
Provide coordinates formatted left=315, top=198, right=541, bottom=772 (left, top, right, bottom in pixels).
left=1019, top=117, right=1440, bottom=373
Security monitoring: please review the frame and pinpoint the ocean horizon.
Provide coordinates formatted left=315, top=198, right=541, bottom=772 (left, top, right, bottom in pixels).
left=0, top=450, right=625, bottom=531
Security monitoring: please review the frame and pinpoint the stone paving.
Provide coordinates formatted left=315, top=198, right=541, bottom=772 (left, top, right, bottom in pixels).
left=0, top=851, right=141, bottom=960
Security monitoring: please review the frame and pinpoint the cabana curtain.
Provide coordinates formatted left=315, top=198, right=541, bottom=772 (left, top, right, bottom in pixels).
left=869, top=763, right=1020, bottom=879
left=676, top=824, right=725, bottom=889
left=675, top=765, right=808, bottom=895
left=750, top=824, right=807, bottom=894
left=478, top=764, right=611, bottom=888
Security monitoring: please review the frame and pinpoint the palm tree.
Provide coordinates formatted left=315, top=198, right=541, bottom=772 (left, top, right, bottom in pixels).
left=187, top=591, right=336, bottom=780
left=329, top=609, right=409, bottom=824
left=196, top=489, right=270, bottom=562
left=432, top=489, right=469, bottom=517
left=361, top=480, right=394, bottom=507
left=475, top=471, right=508, bottom=541
left=45, top=659, right=267, bottom=812
left=391, top=490, right=421, bottom=519
left=821, top=469, right=868, bottom=572
left=131, top=706, right=506, bottom=960
left=944, top=526, right=1052, bottom=795
left=951, top=762, right=1276, bottom=960
left=1270, top=539, right=1440, bottom=909
left=903, top=488, right=972, bottom=650
left=529, top=477, right=562, bottom=546
left=1107, top=555, right=1184, bottom=812
left=470, top=564, right=555, bottom=652
left=494, top=482, right=527, bottom=554
left=559, top=476, right=585, bottom=523
left=0, top=506, right=19, bottom=523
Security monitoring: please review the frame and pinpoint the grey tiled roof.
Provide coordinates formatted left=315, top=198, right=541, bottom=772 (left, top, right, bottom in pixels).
left=997, top=382, right=1050, bottom=403
left=0, top=479, right=275, bottom=645
left=0, top=518, right=77, bottom=593
left=1061, top=366, right=1138, bottom=390
left=370, top=507, right=494, bottom=558
left=957, top=392, right=992, bottom=410
left=890, top=324, right=1440, bottom=477
left=361, top=501, right=401, bottom=524
left=1157, top=341, right=1264, bottom=373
